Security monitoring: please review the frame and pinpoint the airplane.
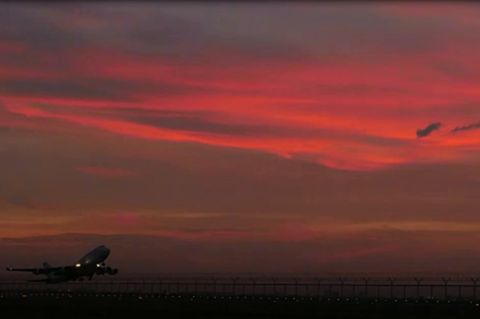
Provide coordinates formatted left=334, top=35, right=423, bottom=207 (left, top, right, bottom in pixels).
left=5, top=245, right=118, bottom=283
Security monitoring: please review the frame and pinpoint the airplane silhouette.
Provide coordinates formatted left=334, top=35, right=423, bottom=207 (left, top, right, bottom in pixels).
left=6, top=245, right=118, bottom=283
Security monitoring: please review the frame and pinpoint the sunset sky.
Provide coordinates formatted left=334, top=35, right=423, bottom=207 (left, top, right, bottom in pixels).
left=2, top=3, right=480, bottom=274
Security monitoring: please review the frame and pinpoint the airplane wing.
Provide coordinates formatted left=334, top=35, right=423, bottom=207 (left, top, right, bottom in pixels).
left=6, top=266, right=63, bottom=275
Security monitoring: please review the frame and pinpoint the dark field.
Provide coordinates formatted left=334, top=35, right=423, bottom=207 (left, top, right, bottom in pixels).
left=1, top=293, right=480, bottom=319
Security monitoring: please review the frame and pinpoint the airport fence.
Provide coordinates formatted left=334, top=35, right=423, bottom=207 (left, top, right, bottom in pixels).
left=1, top=276, right=480, bottom=301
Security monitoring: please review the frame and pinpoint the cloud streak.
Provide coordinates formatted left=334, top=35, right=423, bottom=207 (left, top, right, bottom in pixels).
left=76, top=166, right=138, bottom=178
left=451, top=121, right=480, bottom=134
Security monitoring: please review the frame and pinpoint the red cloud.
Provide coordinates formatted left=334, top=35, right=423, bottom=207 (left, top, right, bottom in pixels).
left=2, top=5, right=480, bottom=171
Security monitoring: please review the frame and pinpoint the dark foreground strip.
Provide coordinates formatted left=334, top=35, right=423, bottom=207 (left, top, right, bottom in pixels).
left=1, top=293, right=480, bottom=319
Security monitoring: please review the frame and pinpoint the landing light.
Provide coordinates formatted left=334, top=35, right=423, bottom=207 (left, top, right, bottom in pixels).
left=96, top=264, right=101, bottom=267
left=75, top=263, right=81, bottom=268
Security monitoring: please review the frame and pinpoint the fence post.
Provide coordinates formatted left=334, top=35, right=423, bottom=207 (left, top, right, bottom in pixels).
left=316, top=278, right=322, bottom=298
left=472, top=278, right=478, bottom=301
left=364, top=278, right=369, bottom=298
left=442, top=277, right=450, bottom=300
left=414, top=277, right=423, bottom=299
left=294, top=278, right=299, bottom=298
left=389, top=277, right=395, bottom=299
left=339, top=277, right=344, bottom=298
left=232, top=277, right=237, bottom=296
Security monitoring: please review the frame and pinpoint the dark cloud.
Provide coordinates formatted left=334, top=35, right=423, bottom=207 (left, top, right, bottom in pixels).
left=0, top=78, right=212, bottom=102
left=23, top=104, right=263, bottom=137
left=2, top=3, right=477, bottom=71
left=4, top=195, right=37, bottom=209
left=416, top=122, right=442, bottom=138
left=24, top=103, right=409, bottom=147
left=0, top=4, right=306, bottom=67
left=0, top=79, right=134, bottom=101
left=451, top=121, right=480, bottom=134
